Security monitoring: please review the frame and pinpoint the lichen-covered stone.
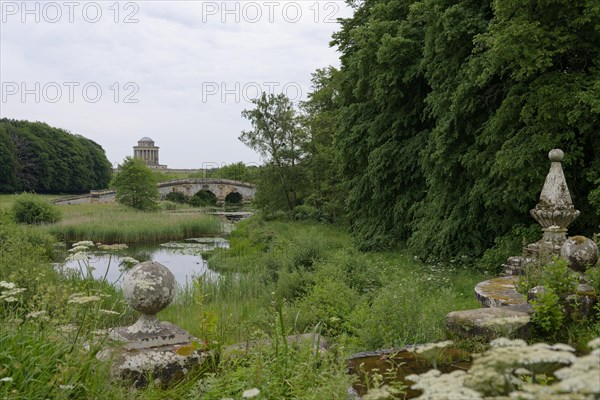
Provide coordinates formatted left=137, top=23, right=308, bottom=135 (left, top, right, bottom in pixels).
left=98, top=342, right=216, bottom=388
left=527, top=285, right=547, bottom=303
left=474, top=276, right=527, bottom=308
left=560, top=236, right=599, bottom=272
left=563, top=284, right=598, bottom=320
left=122, top=261, right=176, bottom=315
left=446, top=306, right=532, bottom=340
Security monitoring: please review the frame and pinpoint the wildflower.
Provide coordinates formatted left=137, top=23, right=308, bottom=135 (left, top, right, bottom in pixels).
left=119, top=257, right=139, bottom=270
left=363, top=385, right=402, bottom=400
left=490, top=338, right=527, bottom=348
left=68, top=294, right=101, bottom=304
left=1, top=297, right=18, bottom=303
left=411, top=340, right=454, bottom=354
left=407, top=369, right=481, bottom=400
left=59, top=384, right=75, bottom=390
left=0, top=377, right=13, bottom=383
left=58, top=324, right=77, bottom=333
left=0, top=281, right=15, bottom=289
left=98, top=243, right=128, bottom=251
left=72, top=241, right=94, bottom=248
left=99, top=309, right=120, bottom=316
left=66, top=252, right=88, bottom=262
left=242, top=388, right=260, bottom=398
left=550, top=343, right=575, bottom=352
left=0, top=288, right=26, bottom=298
left=26, top=310, right=47, bottom=319
left=69, top=245, right=90, bottom=253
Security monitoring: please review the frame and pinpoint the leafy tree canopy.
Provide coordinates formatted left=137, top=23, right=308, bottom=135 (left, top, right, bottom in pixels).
left=0, top=118, right=112, bottom=194
left=111, top=157, right=159, bottom=211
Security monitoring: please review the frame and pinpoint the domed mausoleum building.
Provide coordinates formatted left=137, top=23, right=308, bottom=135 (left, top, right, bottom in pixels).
left=133, top=137, right=167, bottom=169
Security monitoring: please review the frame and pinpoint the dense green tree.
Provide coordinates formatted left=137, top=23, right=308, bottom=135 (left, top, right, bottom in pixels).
left=0, top=119, right=112, bottom=193
left=0, top=127, right=19, bottom=192
left=208, top=162, right=255, bottom=183
left=317, top=0, right=600, bottom=259
left=331, top=0, right=433, bottom=249
left=300, top=68, right=344, bottom=221
left=240, top=93, right=306, bottom=211
left=410, top=0, right=600, bottom=258
left=111, top=157, right=159, bottom=211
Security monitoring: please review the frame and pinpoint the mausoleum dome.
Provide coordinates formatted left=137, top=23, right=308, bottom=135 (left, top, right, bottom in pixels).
left=138, top=137, right=154, bottom=145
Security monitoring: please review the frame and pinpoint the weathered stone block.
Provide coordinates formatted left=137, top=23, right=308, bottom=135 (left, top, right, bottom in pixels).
left=474, top=276, right=527, bottom=308
left=446, top=306, right=532, bottom=340
left=98, top=340, right=216, bottom=388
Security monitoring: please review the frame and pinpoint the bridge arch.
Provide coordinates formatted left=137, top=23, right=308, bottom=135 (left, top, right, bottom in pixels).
left=225, top=191, right=243, bottom=204
left=157, top=178, right=256, bottom=205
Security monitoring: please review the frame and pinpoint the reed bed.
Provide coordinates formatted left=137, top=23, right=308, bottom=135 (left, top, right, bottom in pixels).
left=38, top=204, right=223, bottom=243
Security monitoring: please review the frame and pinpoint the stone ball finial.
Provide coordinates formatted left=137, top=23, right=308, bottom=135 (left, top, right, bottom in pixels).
left=549, top=149, right=564, bottom=162
left=560, top=236, right=599, bottom=272
left=122, top=261, right=176, bottom=315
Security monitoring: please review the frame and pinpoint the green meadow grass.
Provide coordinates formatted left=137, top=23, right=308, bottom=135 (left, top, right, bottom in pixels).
left=36, top=203, right=223, bottom=243
left=3, top=206, right=599, bottom=399
left=162, top=219, right=488, bottom=352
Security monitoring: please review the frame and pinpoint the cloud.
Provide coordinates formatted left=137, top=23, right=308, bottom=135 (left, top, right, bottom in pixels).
left=0, top=1, right=352, bottom=168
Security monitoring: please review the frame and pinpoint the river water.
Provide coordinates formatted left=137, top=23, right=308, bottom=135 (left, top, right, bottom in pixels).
left=60, top=237, right=228, bottom=286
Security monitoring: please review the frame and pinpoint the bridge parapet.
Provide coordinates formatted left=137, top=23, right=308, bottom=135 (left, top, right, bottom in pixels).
left=53, top=179, right=256, bottom=205
left=157, top=178, right=255, bottom=189
left=159, top=179, right=255, bottom=204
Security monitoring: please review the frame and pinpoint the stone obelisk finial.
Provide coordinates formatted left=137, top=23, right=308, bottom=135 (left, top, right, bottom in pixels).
left=529, top=149, right=580, bottom=246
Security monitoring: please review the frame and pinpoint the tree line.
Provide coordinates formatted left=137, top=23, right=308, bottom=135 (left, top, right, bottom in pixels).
left=241, top=0, right=600, bottom=261
left=0, top=119, right=112, bottom=193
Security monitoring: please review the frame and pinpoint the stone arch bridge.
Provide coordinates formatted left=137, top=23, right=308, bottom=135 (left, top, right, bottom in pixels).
left=53, top=179, right=256, bottom=205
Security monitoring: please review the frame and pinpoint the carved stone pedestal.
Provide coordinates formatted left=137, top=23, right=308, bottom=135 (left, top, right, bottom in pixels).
left=98, top=261, right=214, bottom=387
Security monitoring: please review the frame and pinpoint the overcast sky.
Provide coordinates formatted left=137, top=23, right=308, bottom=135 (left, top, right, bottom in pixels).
left=0, top=1, right=352, bottom=168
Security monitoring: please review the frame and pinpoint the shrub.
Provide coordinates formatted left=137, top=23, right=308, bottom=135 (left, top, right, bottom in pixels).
left=480, top=225, right=539, bottom=274
left=284, top=234, right=326, bottom=272
left=293, top=205, right=320, bottom=221
left=296, top=278, right=358, bottom=337
left=165, top=191, right=188, bottom=204
left=188, top=191, right=217, bottom=207
left=541, top=258, right=578, bottom=297
left=11, top=193, right=61, bottom=224
left=161, top=201, right=178, bottom=211
left=531, top=289, right=564, bottom=337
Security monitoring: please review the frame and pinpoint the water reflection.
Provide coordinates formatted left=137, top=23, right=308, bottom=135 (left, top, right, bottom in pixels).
left=61, top=238, right=228, bottom=286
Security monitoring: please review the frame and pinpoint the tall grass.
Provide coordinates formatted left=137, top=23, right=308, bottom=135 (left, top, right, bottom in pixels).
left=36, top=204, right=223, bottom=243
left=161, top=218, right=488, bottom=353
